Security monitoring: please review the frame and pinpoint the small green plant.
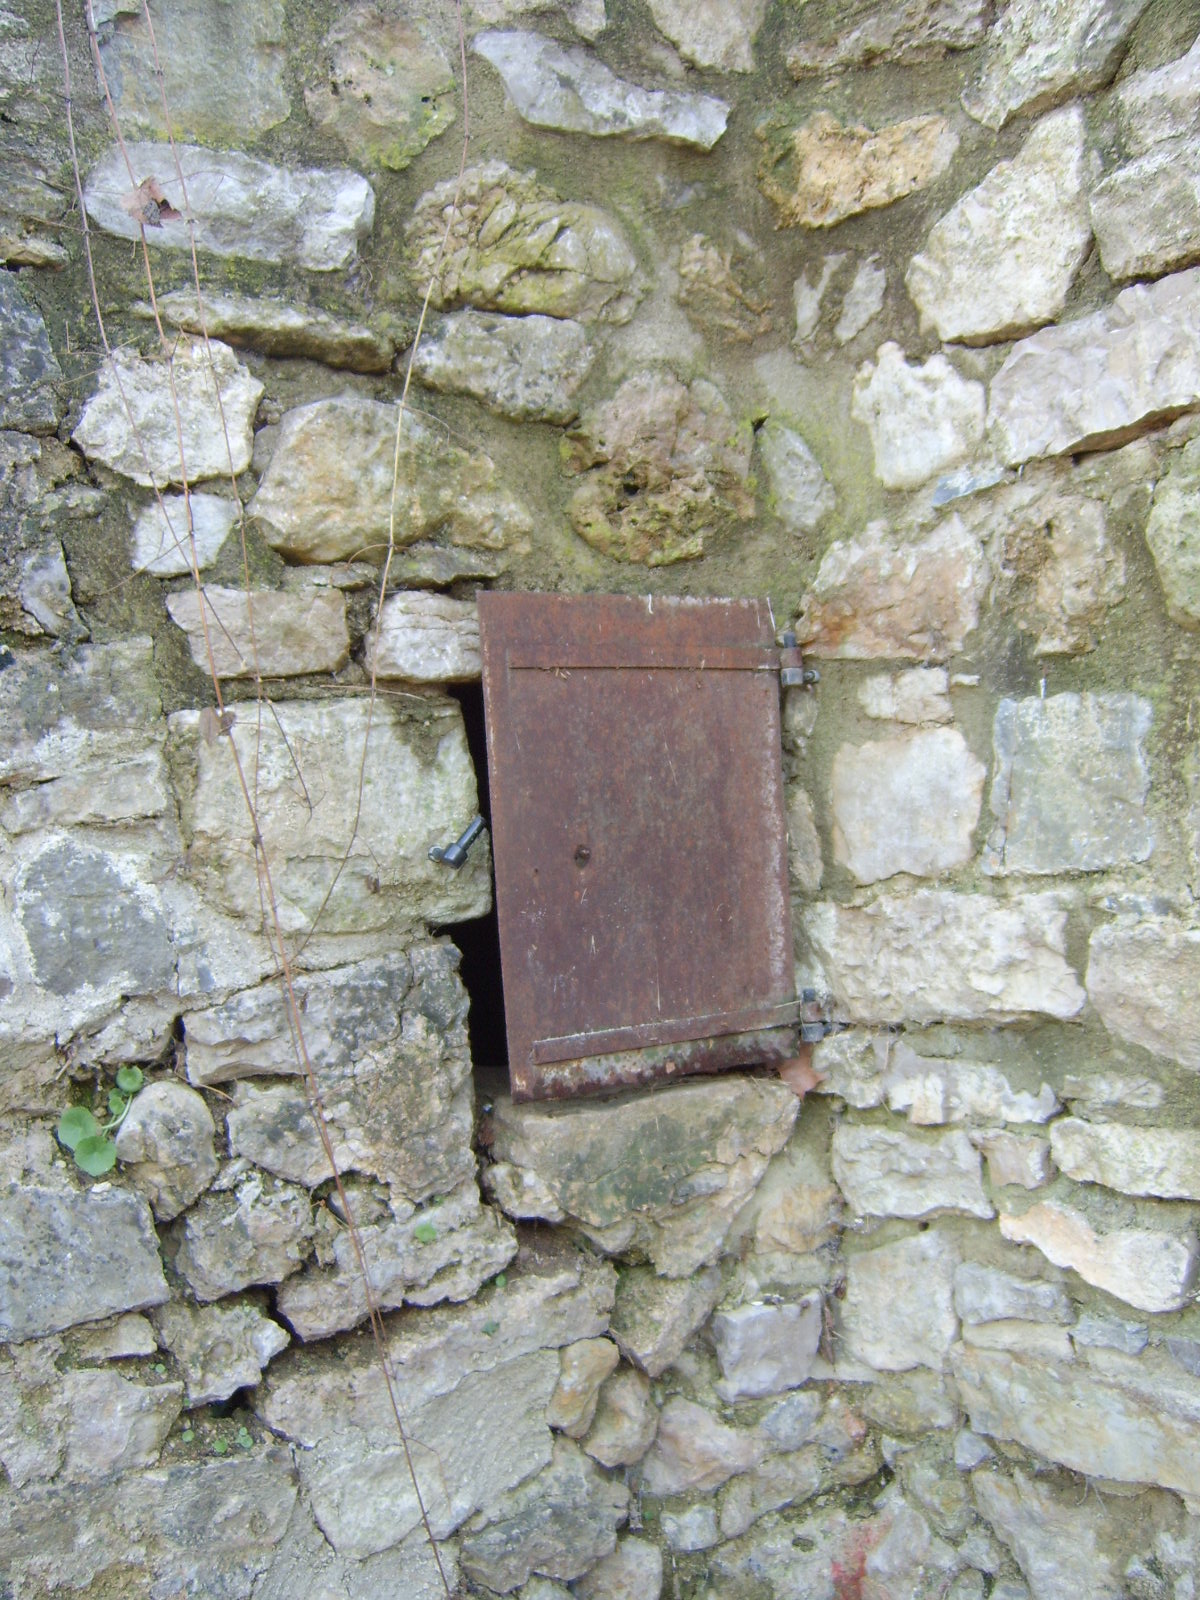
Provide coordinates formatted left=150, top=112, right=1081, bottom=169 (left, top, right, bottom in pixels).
left=235, top=1424, right=254, bottom=1451
left=57, top=1065, right=145, bottom=1176
left=413, top=1219, right=438, bottom=1245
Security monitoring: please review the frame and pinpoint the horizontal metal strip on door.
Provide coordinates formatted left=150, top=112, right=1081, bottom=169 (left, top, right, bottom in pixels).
left=506, top=643, right=784, bottom=672
left=531, top=1000, right=802, bottom=1066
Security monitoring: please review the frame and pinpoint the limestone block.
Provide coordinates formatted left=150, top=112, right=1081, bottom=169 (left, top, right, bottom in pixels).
left=1091, top=138, right=1200, bottom=284
left=1063, top=1071, right=1165, bottom=1111
left=113, top=1079, right=218, bottom=1221
left=832, top=1124, right=993, bottom=1218
left=758, top=112, right=958, bottom=229
left=645, top=0, right=765, bottom=71
left=1145, top=436, right=1200, bottom=626
left=411, top=310, right=595, bottom=422
left=835, top=256, right=887, bottom=343
left=796, top=515, right=988, bottom=660
left=0, top=1186, right=168, bottom=1341
left=582, top=1367, right=657, bottom=1467
left=74, top=1313, right=158, bottom=1361
left=305, top=5, right=455, bottom=172
left=170, top=697, right=490, bottom=943
left=677, top=233, right=773, bottom=344
left=955, top=1343, right=1200, bottom=1498
left=858, top=667, right=952, bottom=724
left=0, top=433, right=86, bottom=641
left=549, top=1339, right=621, bottom=1437
left=711, top=1297, right=823, bottom=1400
left=661, top=1506, right=719, bottom=1552
left=803, top=892, right=1085, bottom=1024
left=953, top=1263, right=1071, bottom=1326
left=963, top=0, right=1152, bottom=129
left=73, top=341, right=261, bottom=488
left=131, top=492, right=237, bottom=577
left=154, top=1298, right=289, bottom=1406
left=574, top=1537, right=663, bottom=1600
left=973, top=1132, right=1053, bottom=1190
left=174, top=1174, right=314, bottom=1301
left=831, top=727, right=984, bottom=883
left=1050, top=1118, right=1200, bottom=1200
left=641, top=1397, right=764, bottom=1495
left=487, top=1076, right=798, bottom=1276
left=852, top=343, right=985, bottom=490
left=84, top=142, right=374, bottom=271
left=95, top=0, right=289, bottom=142
left=367, top=592, right=481, bottom=682
left=787, top=784, right=824, bottom=894
left=150, top=289, right=396, bottom=373
left=406, top=161, right=639, bottom=323
left=460, top=1438, right=628, bottom=1592
left=167, top=586, right=349, bottom=679
left=986, top=693, right=1153, bottom=874
left=0, top=270, right=61, bottom=432
left=607, top=1263, right=722, bottom=1376
left=758, top=419, right=835, bottom=535
left=1086, top=919, right=1200, bottom=1070
left=906, top=107, right=1089, bottom=343
left=883, top=1041, right=1059, bottom=1126
left=1111, top=32, right=1200, bottom=155
left=988, top=266, right=1200, bottom=466
left=1072, top=1311, right=1147, bottom=1354
left=841, top=1231, right=959, bottom=1371
left=250, top=395, right=531, bottom=564
left=474, top=31, right=728, bottom=148
left=787, top=0, right=990, bottom=74
left=999, top=1198, right=1197, bottom=1313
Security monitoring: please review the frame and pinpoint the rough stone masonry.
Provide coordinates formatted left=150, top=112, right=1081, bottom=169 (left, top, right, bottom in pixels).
left=3, top=0, right=1200, bottom=1596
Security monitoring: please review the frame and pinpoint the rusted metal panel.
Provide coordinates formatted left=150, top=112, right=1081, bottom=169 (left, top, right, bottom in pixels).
left=479, top=592, right=798, bottom=1101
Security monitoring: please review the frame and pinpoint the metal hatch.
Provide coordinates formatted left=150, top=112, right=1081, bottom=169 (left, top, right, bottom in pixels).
left=478, top=592, right=801, bottom=1102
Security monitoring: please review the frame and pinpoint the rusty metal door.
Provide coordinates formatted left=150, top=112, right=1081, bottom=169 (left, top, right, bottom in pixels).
left=479, top=593, right=799, bottom=1101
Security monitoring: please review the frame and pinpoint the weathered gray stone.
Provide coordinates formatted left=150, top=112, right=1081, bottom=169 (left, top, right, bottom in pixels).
left=999, top=1198, right=1197, bottom=1313
left=305, top=4, right=455, bottom=171
left=113, top=1080, right=218, bottom=1221
left=661, top=1506, right=720, bottom=1553
left=988, top=267, right=1200, bottom=466
left=460, top=1438, right=628, bottom=1592
left=563, top=370, right=754, bottom=566
left=641, top=1397, right=764, bottom=1496
left=574, top=1537, right=663, bottom=1600
left=174, top=1174, right=314, bottom=1302
left=475, top=30, right=727, bottom=148
left=607, top=1263, right=722, bottom=1376
left=804, top=892, right=1085, bottom=1024
left=797, top=515, right=988, bottom=660
left=548, top=1338, right=620, bottom=1437
left=759, top=419, right=835, bottom=534
left=831, top=727, right=984, bottom=883
left=1072, top=1311, right=1147, bottom=1354
left=986, top=693, right=1153, bottom=874
left=487, top=1077, right=797, bottom=1275
left=367, top=592, right=481, bottom=682
left=0, top=433, right=89, bottom=641
left=975, top=1132, right=1053, bottom=1191
left=1050, top=1118, right=1200, bottom=1200
left=646, top=0, right=764, bottom=71
left=85, top=143, right=374, bottom=271
left=149, top=289, right=396, bottom=373
left=154, top=1298, right=289, bottom=1406
left=250, top=395, right=531, bottom=564
left=411, top=310, right=594, bottom=422
left=74, top=1313, right=158, bottom=1361
left=842, top=1231, right=959, bottom=1371
left=131, top=492, right=237, bottom=577
left=711, top=1297, right=823, bottom=1400
left=1086, top=919, right=1200, bottom=1070
left=0, top=1186, right=168, bottom=1341
left=956, top=1343, right=1200, bottom=1498
left=677, top=233, right=773, bottom=344
left=1110, top=31, right=1200, bottom=156
left=758, top=112, right=958, bottom=229
left=859, top=667, right=952, bottom=724
left=274, top=1181, right=516, bottom=1340
left=74, top=341, right=261, bottom=489
left=973, top=1468, right=1139, bottom=1600
left=792, top=254, right=842, bottom=340
left=787, top=784, right=824, bottom=894
left=852, top=343, right=985, bottom=490
left=833, top=1124, right=993, bottom=1219
left=171, top=698, right=489, bottom=948
left=0, top=270, right=61, bottom=432
left=95, top=0, right=289, bottom=142
left=963, top=0, right=1152, bottom=129
left=787, top=0, right=989, bottom=73
left=166, top=586, right=350, bottom=679
left=407, top=161, right=638, bottom=323
left=883, top=1041, right=1059, bottom=1126
left=953, top=1263, right=1071, bottom=1326
left=1145, top=435, right=1200, bottom=626
left=907, top=107, right=1089, bottom=344
left=582, top=1367, right=657, bottom=1467
left=835, top=256, right=887, bottom=343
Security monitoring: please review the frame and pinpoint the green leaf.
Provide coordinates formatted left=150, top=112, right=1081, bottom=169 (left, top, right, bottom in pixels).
left=212, top=1438, right=228, bottom=1455
left=181, top=1428, right=195, bottom=1443
left=58, top=1106, right=101, bottom=1151
left=115, top=1065, right=144, bottom=1094
left=482, top=1319, right=499, bottom=1337
left=153, top=1362, right=166, bottom=1375
left=73, top=1135, right=118, bottom=1176
left=236, top=1426, right=253, bottom=1450
left=413, top=1220, right=438, bottom=1245
left=493, top=1272, right=507, bottom=1289
left=107, top=1089, right=128, bottom=1118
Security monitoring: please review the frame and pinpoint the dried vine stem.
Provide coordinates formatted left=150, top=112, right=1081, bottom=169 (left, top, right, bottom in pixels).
left=56, top=3, right=481, bottom=1591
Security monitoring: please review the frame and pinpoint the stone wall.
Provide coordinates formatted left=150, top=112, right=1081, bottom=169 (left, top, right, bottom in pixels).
left=3, top=0, right=1200, bottom=1596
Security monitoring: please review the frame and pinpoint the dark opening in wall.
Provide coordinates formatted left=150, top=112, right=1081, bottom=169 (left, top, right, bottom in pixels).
left=445, top=680, right=508, bottom=1071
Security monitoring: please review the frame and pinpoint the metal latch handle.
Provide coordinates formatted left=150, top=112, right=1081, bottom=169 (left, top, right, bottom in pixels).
left=429, top=816, right=485, bottom=869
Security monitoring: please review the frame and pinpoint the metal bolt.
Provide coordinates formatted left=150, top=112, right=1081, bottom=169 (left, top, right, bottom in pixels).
left=429, top=815, right=485, bottom=869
